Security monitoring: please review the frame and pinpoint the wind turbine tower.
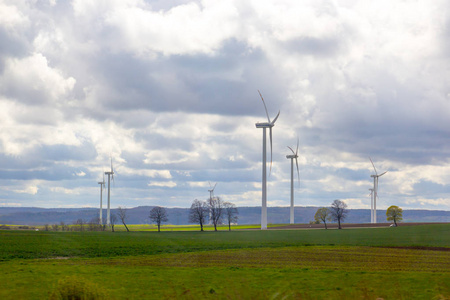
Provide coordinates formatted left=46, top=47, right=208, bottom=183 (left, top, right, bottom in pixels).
left=105, top=158, right=115, bottom=226
left=97, top=174, right=105, bottom=224
left=286, top=140, right=300, bottom=224
left=208, top=182, right=217, bottom=225
left=369, top=188, right=374, bottom=223
left=369, top=158, right=387, bottom=224
left=255, top=90, right=280, bottom=230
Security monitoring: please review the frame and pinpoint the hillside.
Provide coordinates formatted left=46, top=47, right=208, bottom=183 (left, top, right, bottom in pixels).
left=0, top=206, right=449, bottom=226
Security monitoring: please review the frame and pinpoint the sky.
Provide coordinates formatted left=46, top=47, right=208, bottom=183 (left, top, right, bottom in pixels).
left=0, top=0, right=449, bottom=211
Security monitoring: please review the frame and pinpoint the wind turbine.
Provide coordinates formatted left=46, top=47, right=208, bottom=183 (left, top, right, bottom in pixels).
left=369, top=188, right=374, bottom=223
left=105, top=158, right=115, bottom=226
left=255, top=90, right=280, bottom=230
left=369, top=158, right=387, bottom=224
left=208, top=182, right=217, bottom=201
left=97, top=174, right=105, bottom=224
left=286, top=139, right=300, bottom=224
left=208, top=182, right=217, bottom=225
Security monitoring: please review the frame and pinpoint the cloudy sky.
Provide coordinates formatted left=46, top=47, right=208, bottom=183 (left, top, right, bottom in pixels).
left=0, top=0, right=449, bottom=212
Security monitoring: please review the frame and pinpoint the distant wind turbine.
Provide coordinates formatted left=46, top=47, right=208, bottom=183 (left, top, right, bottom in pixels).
left=286, top=139, right=300, bottom=224
left=208, top=182, right=217, bottom=225
left=369, top=158, right=387, bottom=224
left=97, top=174, right=105, bottom=224
left=105, top=158, right=115, bottom=226
left=208, top=182, right=217, bottom=200
left=255, top=90, right=280, bottom=230
left=368, top=188, right=374, bottom=223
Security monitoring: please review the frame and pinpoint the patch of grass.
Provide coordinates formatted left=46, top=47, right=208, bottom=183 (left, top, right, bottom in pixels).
left=0, top=246, right=448, bottom=299
left=49, top=275, right=109, bottom=300
left=0, top=224, right=448, bottom=261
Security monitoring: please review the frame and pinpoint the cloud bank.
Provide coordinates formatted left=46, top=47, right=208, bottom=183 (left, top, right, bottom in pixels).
left=0, top=0, right=449, bottom=212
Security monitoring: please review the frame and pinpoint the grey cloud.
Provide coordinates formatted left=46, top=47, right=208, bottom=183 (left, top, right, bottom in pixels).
left=285, top=37, right=343, bottom=57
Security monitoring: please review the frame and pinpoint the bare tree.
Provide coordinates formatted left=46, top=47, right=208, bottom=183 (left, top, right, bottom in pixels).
left=149, top=206, right=168, bottom=232
left=208, top=197, right=224, bottom=231
left=189, top=199, right=209, bottom=231
left=60, top=221, right=68, bottom=232
left=52, top=224, right=59, bottom=231
left=75, top=218, right=85, bottom=231
left=117, top=207, right=130, bottom=232
left=329, top=200, right=348, bottom=229
left=110, top=214, right=117, bottom=232
left=88, top=217, right=102, bottom=231
left=314, top=207, right=331, bottom=229
left=223, top=202, right=238, bottom=231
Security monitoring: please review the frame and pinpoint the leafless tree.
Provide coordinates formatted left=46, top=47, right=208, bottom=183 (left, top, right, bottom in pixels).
left=329, top=200, right=348, bottom=229
left=60, top=221, right=68, bottom=231
left=44, top=224, right=50, bottom=231
left=149, top=206, right=168, bottom=232
left=52, top=224, right=59, bottom=231
left=223, top=202, right=238, bottom=231
left=189, top=199, right=209, bottom=231
left=88, top=217, right=102, bottom=231
left=314, top=207, right=331, bottom=229
left=110, top=214, right=117, bottom=232
left=75, top=218, right=85, bottom=231
left=208, top=197, right=224, bottom=231
left=117, top=206, right=130, bottom=232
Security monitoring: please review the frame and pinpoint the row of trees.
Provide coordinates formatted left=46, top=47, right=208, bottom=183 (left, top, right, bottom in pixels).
left=188, top=198, right=238, bottom=231
left=314, top=200, right=348, bottom=229
left=314, top=200, right=403, bottom=229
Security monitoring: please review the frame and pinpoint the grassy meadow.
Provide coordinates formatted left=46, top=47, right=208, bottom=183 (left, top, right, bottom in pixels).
left=0, top=224, right=449, bottom=299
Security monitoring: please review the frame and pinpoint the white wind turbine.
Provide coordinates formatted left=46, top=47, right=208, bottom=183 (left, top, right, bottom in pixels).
left=286, top=140, right=300, bottom=224
left=255, top=90, right=280, bottom=230
left=369, top=158, right=387, bottom=224
left=208, top=182, right=217, bottom=201
left=105, top=158, right=115, bottom=226
left=208, top=182, right=217, bottom=224
left=97, top=174, right=105, bottom=224
left=368, top=188, right=374, bottom=223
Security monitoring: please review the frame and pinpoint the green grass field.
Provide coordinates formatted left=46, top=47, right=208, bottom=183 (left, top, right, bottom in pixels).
left=0, top=224, right=449, bottom=299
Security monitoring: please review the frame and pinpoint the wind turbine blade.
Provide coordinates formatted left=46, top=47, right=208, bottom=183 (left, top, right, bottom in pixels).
left=269, top=127, right=273, bottom=174
left=258, top=90, right=271, bottom=123
left=296, top=138, right=299, bottom=155
left=271, top=111, right=280, bottom=125
left=295, top=157, right=300, bottom=185
left=287, top=146, right=295, bottom=155
left=213, top=183, right=217, bottom=191
left=369, top=157, right=378, bottom=175
left=379, top=171, right=387, bottom=177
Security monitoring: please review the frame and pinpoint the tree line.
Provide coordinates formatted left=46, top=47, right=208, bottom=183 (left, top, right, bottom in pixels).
left=149, top=197, right=239, bottom=232
left=314, top=200, right=403, bottom=229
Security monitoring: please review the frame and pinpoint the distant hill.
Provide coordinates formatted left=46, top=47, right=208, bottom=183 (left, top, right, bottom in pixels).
left=1, top=206, right=449, bottom=226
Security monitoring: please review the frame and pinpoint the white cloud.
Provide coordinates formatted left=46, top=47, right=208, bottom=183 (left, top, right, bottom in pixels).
left=13, top=186, right=39, bottom=195
left=0, top=53, right=75, bottom=104
left=148, top=181, right=177, bottom=188
left=0, top=0, right=448, bottom=212
left=0, top=2, right=29, bottom=30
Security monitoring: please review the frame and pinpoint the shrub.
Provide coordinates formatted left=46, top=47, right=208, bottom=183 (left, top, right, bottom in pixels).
left=49, top=275, right=108, bottom=300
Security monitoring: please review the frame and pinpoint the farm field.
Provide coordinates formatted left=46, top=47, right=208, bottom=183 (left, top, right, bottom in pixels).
left=0, top=224, right=449, bottom=299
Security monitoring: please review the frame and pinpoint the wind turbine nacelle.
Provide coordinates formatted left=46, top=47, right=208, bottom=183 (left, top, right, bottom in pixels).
left=286, top=154, right=297, bottom=159
left=255, top=122, right=273, bottom=128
